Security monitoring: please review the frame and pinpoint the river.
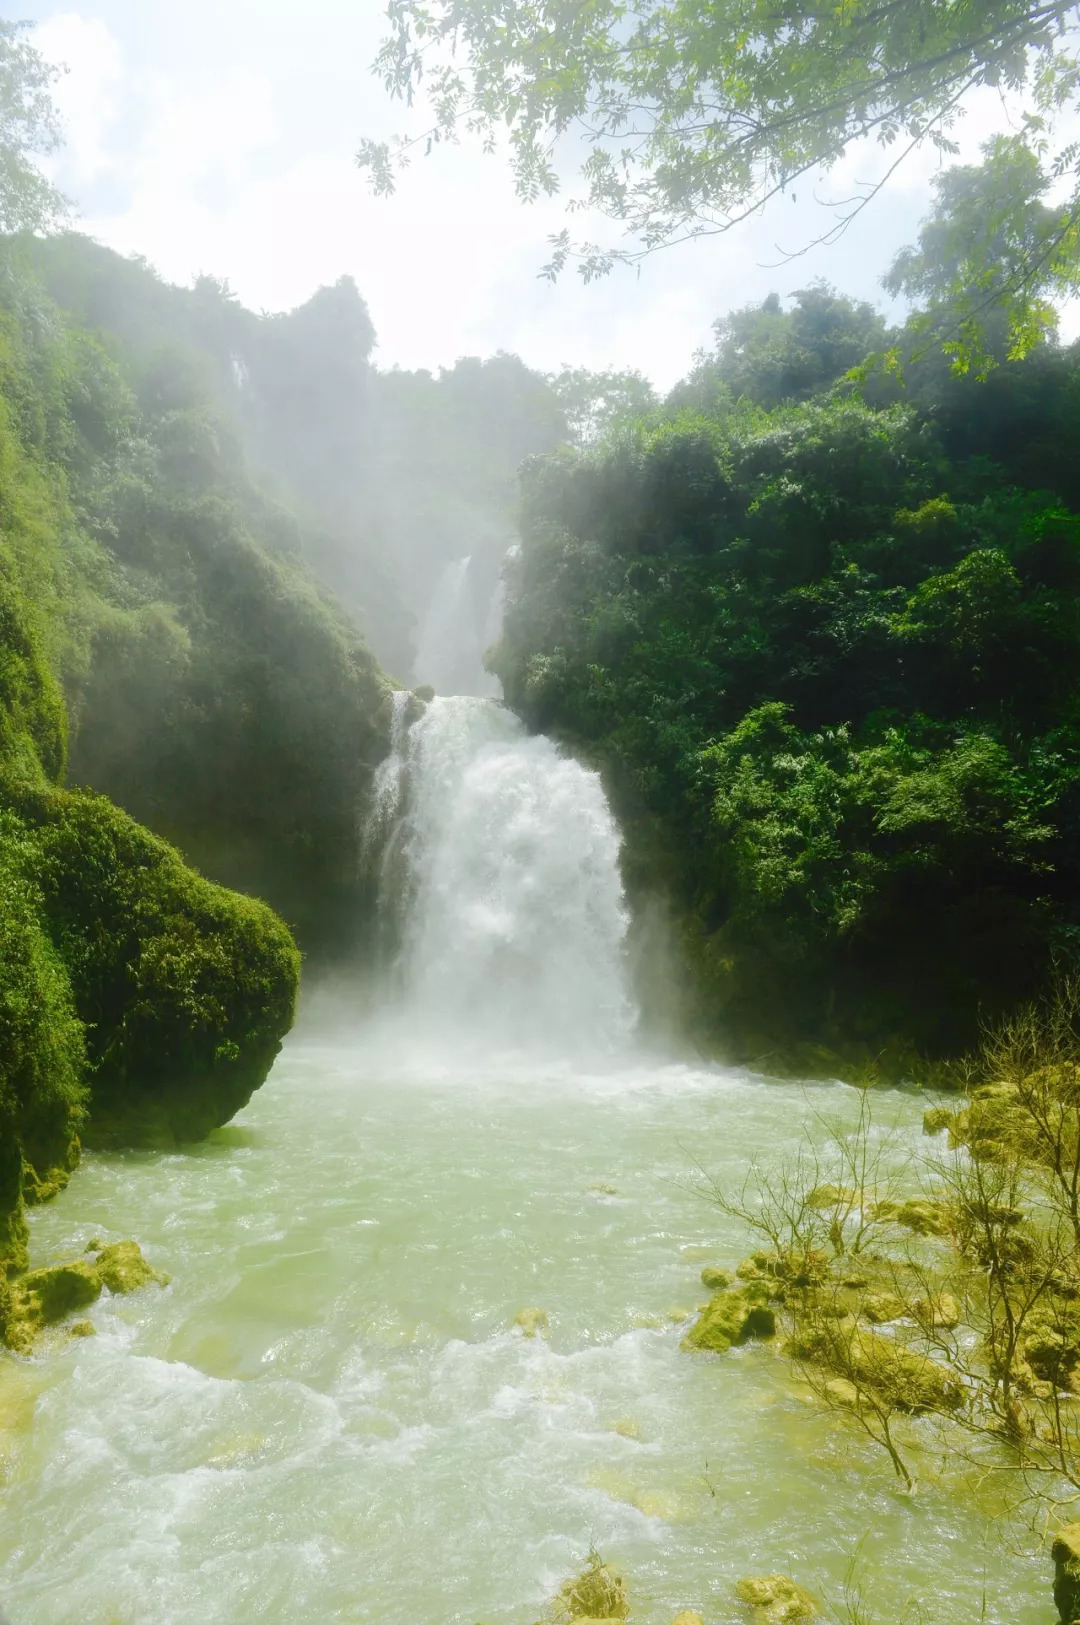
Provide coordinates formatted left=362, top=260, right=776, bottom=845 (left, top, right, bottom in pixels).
left=0, top=696, right=1054, bottom=1623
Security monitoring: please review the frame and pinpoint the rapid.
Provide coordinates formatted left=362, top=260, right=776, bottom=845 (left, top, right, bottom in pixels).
left=0, top=599, right=1053, bottom=1623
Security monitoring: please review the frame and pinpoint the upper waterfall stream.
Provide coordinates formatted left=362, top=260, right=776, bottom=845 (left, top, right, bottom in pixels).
left=0, top=696, right=1052, bottom=1624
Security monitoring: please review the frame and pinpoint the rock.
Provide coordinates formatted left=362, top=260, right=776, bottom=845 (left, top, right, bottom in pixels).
left=922, top=1107, right=955, bottom=1137
left=1025, top=1321, right=1080, bottom=1389
left=608, top=1418, right=641, bottom=1439
left=552, top=1554, right=629, bottom=1619
left=861, top=1292, right=905, bottom=1324
left=806, top=1184, right=855, bottom=1210
left=735, top=1574, right=818, bottom=1621
left=68, top=1319, right=96, bottom=1338
left=588, top=1184, right=620, bottom=1197
left=88, top=1239, right=170, bottom=1293
left=514, top=1307, right=549, bottom=1338
left=912, top=1293, right=960, bottom=1332
left=412, top=684, right=435, bottom=703
left=682, top=1284, right=776, bottom=1354
left=1, top=1240, right=168, bottom=1352
left=873, top=1197, right=952, bottom=1237
left=1052, top=1522, right=1080, bottom=1623
left=670, top=1614, right=704, bottom=1625
left=700, top=1266, right=732, bottom=1291
left=790, top=1318, right=964, bottom=1413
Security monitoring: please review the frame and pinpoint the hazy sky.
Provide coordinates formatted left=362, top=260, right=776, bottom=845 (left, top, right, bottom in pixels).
left=19, top=2, right=1050, bottom=388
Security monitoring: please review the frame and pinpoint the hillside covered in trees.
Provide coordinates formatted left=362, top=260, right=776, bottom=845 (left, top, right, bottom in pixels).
left=494, top=282, right=1080, bottom=1076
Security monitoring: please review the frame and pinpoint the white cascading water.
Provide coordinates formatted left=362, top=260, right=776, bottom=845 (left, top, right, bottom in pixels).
left=372, top=694, right=636, bottom=1057
left=412, top=554, right=500, bottom=698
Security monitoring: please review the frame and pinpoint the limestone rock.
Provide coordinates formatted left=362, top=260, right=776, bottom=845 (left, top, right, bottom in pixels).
left=682, top=1284, right=776, bottom=1354
left=735, top=1575, right=818, bottom=1621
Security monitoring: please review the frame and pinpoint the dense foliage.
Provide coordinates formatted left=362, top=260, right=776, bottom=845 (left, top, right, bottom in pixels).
left=362, top=0, right=1080, bottom=365
left=493, top=287, right=1080, bottom=1073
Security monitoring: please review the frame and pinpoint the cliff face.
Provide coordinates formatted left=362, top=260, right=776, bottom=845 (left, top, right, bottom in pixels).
left=0, top=238, right=396, bottom=1272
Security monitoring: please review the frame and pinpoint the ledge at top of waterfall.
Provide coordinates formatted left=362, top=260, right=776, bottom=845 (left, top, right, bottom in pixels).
left=370, top=694, right=638, bottom=1065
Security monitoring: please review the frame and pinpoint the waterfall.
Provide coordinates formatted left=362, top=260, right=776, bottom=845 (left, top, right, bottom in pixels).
left=374, top=695, right=636, bottom=1056
left=413, top=555, right=500, bottom=698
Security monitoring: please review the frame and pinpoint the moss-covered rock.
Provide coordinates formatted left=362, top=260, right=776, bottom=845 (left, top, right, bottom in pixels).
left=735, top=1574, right=818, bottom=1621
left=861, top=1292, right=906, bottom=1324
left=0, top=811, right=87, bottom=1273
left=872, top=1197, right=952, bottom=1237
left=1, top=1239, right=168, bottom=1352
left=1053, top=1522, right=1080, bottom=1623
left=912, top=1292, right=961, bottom=1332
left=922, top=1106, right=956, bottom=1136
left=548, top=1554, right=629, bottom=1621
left=682, top=1283, right=776, bottom=1353
left=88, top=1239, right=170, bottom=1294
left=789, top=1317, right=964, bottom=1413
left=6, top=781, right=299, bottom=1147
left=700, top=1265, right=732, bottom=1291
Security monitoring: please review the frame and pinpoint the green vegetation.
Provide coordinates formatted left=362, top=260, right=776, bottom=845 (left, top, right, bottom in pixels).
left=493, top=283, right=1080, bottom=1073
left=364, top=0, right=1080, bottom=366
left=700, top=985, right=1080, bottom=1545
left=0, top=232, right=307, bottom=1267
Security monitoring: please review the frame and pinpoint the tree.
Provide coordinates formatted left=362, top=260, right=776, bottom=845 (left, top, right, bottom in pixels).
left=359, top=0, right=1080, bottom=362
left=548, top=365, right=657, bottom=445
left=0, top=21, right=66, bottom=234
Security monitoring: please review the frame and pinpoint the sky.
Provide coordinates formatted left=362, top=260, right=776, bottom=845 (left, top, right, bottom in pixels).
left=17, top=1, right=1064, bottom=390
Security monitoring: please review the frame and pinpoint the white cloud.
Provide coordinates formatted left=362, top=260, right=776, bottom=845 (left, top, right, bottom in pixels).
left=34, top=11, right=123, bottom=184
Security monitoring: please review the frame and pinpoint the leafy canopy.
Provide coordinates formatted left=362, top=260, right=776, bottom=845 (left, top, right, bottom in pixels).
left=0, top=21, right=65, bottom=234
left=360, top=0, right=1080, bottom=360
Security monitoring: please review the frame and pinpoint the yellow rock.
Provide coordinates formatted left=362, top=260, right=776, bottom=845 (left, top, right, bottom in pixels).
left=608, top=1418, right=641, bottom=1438
left=514, top=1307, right=549, bottom=1338
left=735, top=1575, right=818, bottom=1621
left=671, top=1613, right=705, bottom=1625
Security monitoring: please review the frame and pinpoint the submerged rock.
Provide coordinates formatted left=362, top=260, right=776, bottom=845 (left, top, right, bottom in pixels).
left=682, top=1283, right=776, bottom=1354
left=736, top=1575, right=818, bottom=1621
left=1, top=1239, right=168, bottom=1352
left=670, top=1614, right=704, bottom=1625
left=514, top=1307, right=549, bottom=1339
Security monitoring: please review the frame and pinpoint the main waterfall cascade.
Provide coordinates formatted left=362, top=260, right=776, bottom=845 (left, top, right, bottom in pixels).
left=368, top=693, right=637, bottom=1056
